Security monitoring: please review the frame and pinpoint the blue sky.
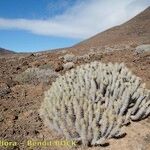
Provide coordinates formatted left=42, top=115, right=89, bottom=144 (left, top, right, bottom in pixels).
left=0, top=0, right=149, bottom=52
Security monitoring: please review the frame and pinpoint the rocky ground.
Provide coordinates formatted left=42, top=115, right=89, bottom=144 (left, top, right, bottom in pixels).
left=0, top=45, right=150, bottom=150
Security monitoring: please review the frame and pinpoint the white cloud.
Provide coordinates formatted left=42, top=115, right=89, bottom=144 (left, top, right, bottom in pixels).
left=0, top=0, right=149, bottom=39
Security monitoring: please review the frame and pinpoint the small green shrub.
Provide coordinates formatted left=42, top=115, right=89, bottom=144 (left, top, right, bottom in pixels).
left=63, top=54, right=77, bottom=62
left=15, top=67, right=59, bottom=85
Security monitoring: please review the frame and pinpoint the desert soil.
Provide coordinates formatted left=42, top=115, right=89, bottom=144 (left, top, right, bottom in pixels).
left=0, top=47, right=150, bottom=150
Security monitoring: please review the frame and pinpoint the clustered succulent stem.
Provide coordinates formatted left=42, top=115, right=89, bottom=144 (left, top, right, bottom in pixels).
left=40, top=61, right=150, bottom=146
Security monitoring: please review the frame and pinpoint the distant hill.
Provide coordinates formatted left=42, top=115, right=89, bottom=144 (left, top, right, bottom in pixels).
left=74, top=7, right=150, bottom=49
left=0, top=47, right=15, bottom=55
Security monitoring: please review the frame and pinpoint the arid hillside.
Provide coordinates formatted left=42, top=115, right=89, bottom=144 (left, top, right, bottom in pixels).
left=0, top=47, right=15, bottom=55
left=0, top=7, right=150, bottom=150
left=73, top=7, right=150, bottom=50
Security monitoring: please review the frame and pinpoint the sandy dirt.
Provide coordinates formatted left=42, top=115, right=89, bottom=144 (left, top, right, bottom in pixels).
left=0, top=48, right=150, bottom=150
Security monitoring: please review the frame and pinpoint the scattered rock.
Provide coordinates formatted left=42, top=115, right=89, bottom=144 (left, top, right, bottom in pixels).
left=30, top=53, right=35, bottom=57
left=22, top=60, right=29, bottom=66
left=33, top=130, right=39, bottom=135
left=16, top=66, right=21, bottom=70
left=63, top=62, right=75, bottom=70
left=6, top=78, right=17, bottom=87
left=0, top=115, right=4, bottom=122
left=54, top=62, right=63, bottom=72
left=13, top=115, right=19, bottom=121
left=77, top=54, right=90, bottom=61
left=0, top=83, right=11, bottom=97
left=104, top=46, right=114, bottom=52
left=144, top=134, right=150, bottom=143
left=135, top=44, right=150, bottom=54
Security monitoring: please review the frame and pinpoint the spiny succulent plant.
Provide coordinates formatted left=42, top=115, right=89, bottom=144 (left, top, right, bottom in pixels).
left=40, top=61, right=150, bottom=146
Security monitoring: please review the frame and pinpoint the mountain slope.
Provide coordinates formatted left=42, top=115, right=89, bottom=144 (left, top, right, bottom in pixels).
left=0, top=47, right=15, bottom=55
left=74, top=7, right=150, bottom=49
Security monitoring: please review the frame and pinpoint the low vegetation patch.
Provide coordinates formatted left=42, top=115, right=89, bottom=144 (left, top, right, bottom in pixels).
left=15, top=67, right=59, bottom=85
